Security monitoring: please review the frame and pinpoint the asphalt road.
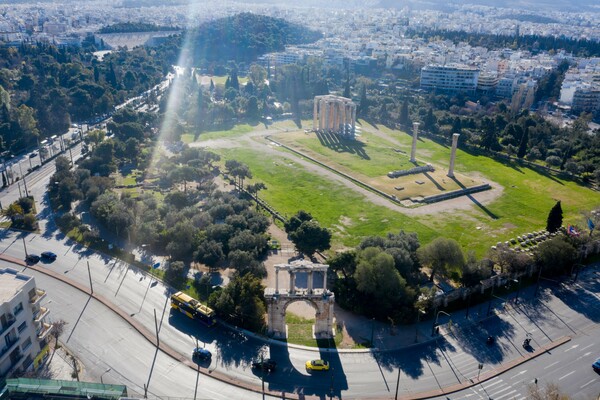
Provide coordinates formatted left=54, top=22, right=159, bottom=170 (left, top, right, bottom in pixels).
left=2, top=226, right=599, bottom=399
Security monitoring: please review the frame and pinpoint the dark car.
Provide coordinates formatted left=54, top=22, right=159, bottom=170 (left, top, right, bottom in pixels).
left=252, top=359, right=277, bottom=372
left=41, top=251, right=57, bottom=262
left=25, top=254, right=40, bottom=264
left=192, top=347, right=211, bottom=361
left=593, top=358, right=600, bottom=372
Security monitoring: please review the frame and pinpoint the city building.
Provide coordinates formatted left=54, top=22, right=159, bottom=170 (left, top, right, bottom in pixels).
left=572, top=84, right=600, bottom=115
left=420, top=64, right=480, bottom=93
left=0, top=267, right=53, bottom=380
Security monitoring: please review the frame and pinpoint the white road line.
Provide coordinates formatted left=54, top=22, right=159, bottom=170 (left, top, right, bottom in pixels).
left=564, top=344, right=579, bottom=352
left=580, top=379, right=596, bottom=388
left=494, top=389, right=517, bottom=400
left=510, top=370, right=526, bottom=379
left=483, top=379, right=503, bottom=389
left=491, top=386, right=513, bottom=396
left=544, top=361, right=560, bottom=370
left=559, top=371, right=575, bottom=380
left=580, top=343, right=594, bottom=352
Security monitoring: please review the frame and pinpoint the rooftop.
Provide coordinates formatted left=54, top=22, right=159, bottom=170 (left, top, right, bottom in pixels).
left=0, top=267, right=30, bottom=304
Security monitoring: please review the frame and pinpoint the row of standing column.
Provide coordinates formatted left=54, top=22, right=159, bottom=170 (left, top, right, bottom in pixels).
left=275, top=269, right=327, bottom=294
left=313, top=100, right=356, bottom=134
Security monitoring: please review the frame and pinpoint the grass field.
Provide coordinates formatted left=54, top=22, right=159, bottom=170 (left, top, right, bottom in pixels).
left=181, top=124, right=255, bottom=144
left=201, top=121, right=600, bottom=256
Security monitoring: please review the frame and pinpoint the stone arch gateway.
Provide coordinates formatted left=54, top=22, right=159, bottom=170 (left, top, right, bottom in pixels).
left=264, top=260, right=335, bottom=339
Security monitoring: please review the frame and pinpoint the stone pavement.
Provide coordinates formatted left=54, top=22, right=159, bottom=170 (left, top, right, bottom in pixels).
left=0, top=251, right=584, bottom=400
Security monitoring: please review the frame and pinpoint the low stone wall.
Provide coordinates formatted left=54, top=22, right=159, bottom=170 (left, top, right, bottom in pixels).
left=420, top=183, right=491, bottom=204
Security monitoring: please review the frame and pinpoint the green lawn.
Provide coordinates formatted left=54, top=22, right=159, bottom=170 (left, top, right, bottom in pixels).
left=215, top=122, right=600, bottom=256
left=181, top=124, right=255, bottom=144
left=285, top=313, right=343, bottom=348
left=217, top=147, right=439, bottom=248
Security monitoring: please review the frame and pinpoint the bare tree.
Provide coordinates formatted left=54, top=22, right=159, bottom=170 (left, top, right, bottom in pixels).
left=51, top=319, right=68, bottom=349
left=527, top=382, right=571, bottom=400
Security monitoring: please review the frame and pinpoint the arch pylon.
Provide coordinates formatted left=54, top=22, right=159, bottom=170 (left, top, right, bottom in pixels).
left=265, top=260, right=335, bottom=339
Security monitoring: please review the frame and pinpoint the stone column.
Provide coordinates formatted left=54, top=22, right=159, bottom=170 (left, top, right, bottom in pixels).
left=313, top=98, right=319, bottom=130
left=447, top=133, right=460, bottom=178
left=323, top=101, right=329, bottom=131
left=331, top=104, right=338, bottom=133
left=410, top=122, right=419, bottom=163
left=351, top=105, right=356, bottom=136
left=307, top=271, right=313, bottom=294
left=289, top=271, right=295, bottom=294
left=323, top=269, right=328, bottom=292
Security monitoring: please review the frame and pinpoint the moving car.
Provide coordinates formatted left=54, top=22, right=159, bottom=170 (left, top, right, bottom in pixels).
left=25, top=254, right=40, bottom=264
left=305, top=359, right=329, bottom=371
left=252, top=359, right=277, bottom=372
left=192, top=347, right=211, bottom=360
left=593, top=358, right=600, bottom=372
left=41, top=251, right=57, bottom=262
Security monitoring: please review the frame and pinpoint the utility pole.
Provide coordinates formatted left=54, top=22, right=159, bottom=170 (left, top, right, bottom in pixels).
left=394, top=368, right=401, bottom=400
left=18, top=163, right=29, bottom=197
left=154, top=309, right=160, bottom=346
left=22, top=238, right=28, bottom=257
left=87, top=261, right=94, bottom=294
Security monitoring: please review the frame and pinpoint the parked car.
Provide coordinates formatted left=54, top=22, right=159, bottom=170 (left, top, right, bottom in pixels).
left=25, top=254, right=40, bottom=264
left=41, top=251, right=57, bottom=262
left=252, top=359, right=277, bottom=372
left=192, top=347, right=211, bottom=361
left=29, top=152, right=38, bottom=158
left=593, top=358, right=600, bottom=372
left=305, top=359, right=329, bottom=371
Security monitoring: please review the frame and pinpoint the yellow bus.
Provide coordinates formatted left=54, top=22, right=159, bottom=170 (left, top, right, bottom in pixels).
left=170, top=291, right=216, bottom=327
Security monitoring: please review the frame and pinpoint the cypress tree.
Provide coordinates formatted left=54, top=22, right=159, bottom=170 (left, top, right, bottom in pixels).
left=517, top=127, right=529, bottom=159
left=546, top=200, right=563, bottom=233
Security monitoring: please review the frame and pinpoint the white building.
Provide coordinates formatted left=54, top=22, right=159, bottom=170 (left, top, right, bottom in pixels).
left=0, top=267, right=53, bottom=379
left=420, top=64, right=480, bottom=92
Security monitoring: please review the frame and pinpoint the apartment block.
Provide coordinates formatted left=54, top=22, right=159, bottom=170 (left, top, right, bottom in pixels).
left=0, top=267, right=53, bottom=380
left=420, top=64, right=480, bottom=93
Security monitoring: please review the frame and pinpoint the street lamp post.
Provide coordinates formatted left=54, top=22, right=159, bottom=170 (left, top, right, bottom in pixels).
left=513, top=278, right=521, bottom=303
left=18, top=163, right=29, bottom=197
left=415, top=309, right=425, bottom=343
left=370, top=318, right=375, bottom=347
left=534, top=265, right=543, bottom=297
left=486, top=279, right=496, bottom=316
left=100, top=368, right=111, bottom=384
left=394, top=368, right=401, bottom=400
left=431, top=310, right=451, bottom=336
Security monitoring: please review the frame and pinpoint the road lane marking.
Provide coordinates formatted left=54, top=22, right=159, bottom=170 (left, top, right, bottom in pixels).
left=559, top=371, right=575, bottom=380
left=564, top=344, right=579, bottom=352
left=580, top=379, right=596, bottom=388
left=544, top=361, right=560, bottom=370
left=510, top=370, right=526, bottom=379
left=577, top=351, right=592, bottom=360
left=491, top=386, right=513, bottom=396
left=580, top=343, right=594, bottom=352
left=493, top=389, right=517, bottom=400
left=483, top=379, right=503, bottom=389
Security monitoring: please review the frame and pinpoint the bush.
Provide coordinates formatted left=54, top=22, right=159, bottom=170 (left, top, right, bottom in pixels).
left=22, top=213, right=38, bottom=231
left=56, top=213, right=81, bottom=231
